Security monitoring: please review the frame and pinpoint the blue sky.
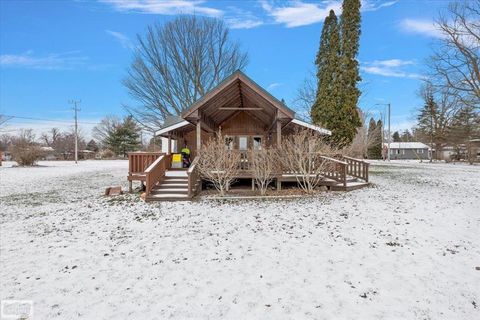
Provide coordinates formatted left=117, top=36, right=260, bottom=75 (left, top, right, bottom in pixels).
left=0, top=0, right=446, bottom=138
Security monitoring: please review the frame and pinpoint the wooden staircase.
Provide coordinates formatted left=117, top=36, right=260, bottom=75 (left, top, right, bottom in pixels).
left=146, top=170, right=192, bottom=201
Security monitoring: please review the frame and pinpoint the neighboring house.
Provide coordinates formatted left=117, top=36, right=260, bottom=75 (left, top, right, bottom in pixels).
left=128, top=71, right=370, bottom=201
left=384, top=142, right=431, bottom=160
left=40, top=146, right=56, bottom=160
left=468, top=139, right=480, bottom=162
left=79, top=149, right=96, bottom=160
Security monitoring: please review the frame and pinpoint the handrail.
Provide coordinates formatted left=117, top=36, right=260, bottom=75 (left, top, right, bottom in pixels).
left=187, top=155, right=201, bottom=198
left=320, top=155, right=347, bottom=186
left=145, top=154, right=171, bottom=197
left=128, top=152, right=163, bottom=175
left=340, top=155, right=369, bottom=182
left=320, top=155, right=348, bottom=165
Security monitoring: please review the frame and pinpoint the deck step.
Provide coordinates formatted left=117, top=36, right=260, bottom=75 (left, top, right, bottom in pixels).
left=330, top=182, right=370, bottom=191
left=151, top=188, right=188, bottom=195
left=146, top=193, right=190, bottom=201
left=157, top=182, right=188, bottom=187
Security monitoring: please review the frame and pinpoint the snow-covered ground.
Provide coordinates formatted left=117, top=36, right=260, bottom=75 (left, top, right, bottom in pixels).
left=1, top=160, right=479, bottom=319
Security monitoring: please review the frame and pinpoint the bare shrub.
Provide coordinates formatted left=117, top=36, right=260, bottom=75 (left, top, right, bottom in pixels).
left=197, top=131, right=240, bottom=196
left=10, top=129, right=42, bottom=166
left=280, top=129, right=336, bottom=194
left=100, top=149, right=115, bottom=159
left=250, top=147, right=279, bottom=196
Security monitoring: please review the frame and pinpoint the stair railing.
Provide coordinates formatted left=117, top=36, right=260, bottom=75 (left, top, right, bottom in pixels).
left=128, top=152, right=163, bottom=176
left=341, top=156, right=370, bottom=182
left=145, top=154, right=172, bottom=197
left=319, top=156, right=348, bottom=187
left=187, top=155, right=201, bottom=198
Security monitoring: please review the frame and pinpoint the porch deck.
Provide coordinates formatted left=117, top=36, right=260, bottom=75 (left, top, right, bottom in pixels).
left=127, top=152, right=370, bottom=201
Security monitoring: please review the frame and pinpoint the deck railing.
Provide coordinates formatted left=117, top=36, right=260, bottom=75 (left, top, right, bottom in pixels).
left=320, top=156, right=348, bottom=186
left=144, top=154, right=172, bottom=197
left=187, top=155, right=201, bottom=198
left=128, top=152, right=163, bottom=176
left=342, top=156, right=369, bottom=182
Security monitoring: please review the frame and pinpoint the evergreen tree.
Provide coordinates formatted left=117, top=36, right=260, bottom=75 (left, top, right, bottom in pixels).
left=375, top=119, right=384, bottom=158
left=400, top=129, right=413, bottom=142
left=311, top=10, right=341, bottom=130
left=448, top=105, right=480, bottom=163
left=366, top=118, right=377, bottom=158
left=417, top=88, right=445, bottom=159
left=86, top=139, right=98, bottom=152
left=337, top=0, right=362, bottom=147
left=311, top=0, right=362, bottom=148
left=392, top=131, right=400, bottom=142
left=105, top=116, right=141, bottom=157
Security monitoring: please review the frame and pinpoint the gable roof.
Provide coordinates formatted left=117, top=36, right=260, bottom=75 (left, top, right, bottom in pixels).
left=181, top=70, right=295, bottom=120
left=384, top=142, right=431, bottom=149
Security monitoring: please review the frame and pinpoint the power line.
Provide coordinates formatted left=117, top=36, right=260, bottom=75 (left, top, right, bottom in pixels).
left=0, top=114, right=100, bottom=125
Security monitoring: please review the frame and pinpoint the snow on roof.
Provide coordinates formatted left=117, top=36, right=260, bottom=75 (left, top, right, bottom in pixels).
left=291, top=118, right=331, bottom=135
left=383, top=142, right=431, bottom=149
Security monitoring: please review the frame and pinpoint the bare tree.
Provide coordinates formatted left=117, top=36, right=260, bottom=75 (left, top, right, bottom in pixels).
left=429, top=0, right=480, bottom=106
left=292, top=69, right=317, bottom=122
left=123, top=15, right=249, bottom=129
left=279, top=129, right=335, bottom=194
left=343, top=110, right=382, bottom=159
left=197, top=131, right=240, bottom=196
left=250, top=147, right=279, bottom=195
left=92, top=115, right=121, bottom=148
left=40, top=128, right=60, bottom=147
left=9, top=129, right=42, bottom=166
left=416, top=81, right=460, bottom=159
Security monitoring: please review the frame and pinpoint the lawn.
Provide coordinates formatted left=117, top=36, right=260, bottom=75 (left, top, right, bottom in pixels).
left=1, top=160, right=479, bottom=319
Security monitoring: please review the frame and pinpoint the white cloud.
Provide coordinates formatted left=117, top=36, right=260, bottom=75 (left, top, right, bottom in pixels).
left=259, top=0, right=397, bottom=28
left=225, top=7, right=263, bottom=29
left=267, top=82, right=283, bottom=90
left=362, top=59, right=422, bottom=79
left=399, top=18, right=443, bottom=38
left=260, top=0, right=342, bottom=28
left=99, top=0, right=223, bottom=17
left=106, top=30, right=134, bottom=49
left=361, top=0, right=397, bottom=12
left=0, top=51, right=88, bottom=70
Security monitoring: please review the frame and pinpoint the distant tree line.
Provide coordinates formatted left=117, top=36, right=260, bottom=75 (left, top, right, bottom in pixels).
left=413, top=0, right=480, bottom=163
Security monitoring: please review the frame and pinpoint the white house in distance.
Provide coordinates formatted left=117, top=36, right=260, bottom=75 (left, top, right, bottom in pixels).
left=384, top=142, right=432, bottom=160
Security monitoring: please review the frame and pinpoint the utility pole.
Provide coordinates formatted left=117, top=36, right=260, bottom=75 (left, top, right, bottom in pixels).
left=387, top=103, right=391, bottom=162
left=69, top=100, right=81, bottom=164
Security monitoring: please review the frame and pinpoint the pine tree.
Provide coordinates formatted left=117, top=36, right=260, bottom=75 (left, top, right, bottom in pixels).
left=448, top=105, right=480, bottom=163
left=311, top=0, right=362, bottom=148
left=417, top=89, right=440, bottom=160
left=400, top=129, right=413, bottom=142
left=337, top=0, right=362, bottom=147
left=86, top=139, right=98, bottom=152
left=366, top=118, right=377, bottom=158
left=105, top=116, right=141, bottom=157
left=311, top=10, right=340, bottom=129
left=392, top=131, right=400, bottom=142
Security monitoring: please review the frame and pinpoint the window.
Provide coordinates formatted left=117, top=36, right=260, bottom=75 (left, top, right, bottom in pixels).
left=418, top=149, right=424, bottom=154
left=225, top=137, right=234, bottom=150
left=401, top=149, right=405, bottom=155
left=253, top=136, right=262, bottom=150
left=238, top=136, right=248, bottom=150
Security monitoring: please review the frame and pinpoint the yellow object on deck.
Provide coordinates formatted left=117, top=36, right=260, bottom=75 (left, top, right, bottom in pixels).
left=172, top=154, right=182, bottom=162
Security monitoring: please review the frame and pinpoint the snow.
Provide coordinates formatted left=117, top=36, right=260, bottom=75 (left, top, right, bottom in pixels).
left=1, top=160, right=479, bottom=319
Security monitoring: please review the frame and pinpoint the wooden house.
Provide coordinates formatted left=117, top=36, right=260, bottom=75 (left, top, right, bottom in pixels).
left=128, top=71, right=369, bottom=201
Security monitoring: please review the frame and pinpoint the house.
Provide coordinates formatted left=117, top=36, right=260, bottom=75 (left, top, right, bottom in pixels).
left=384, top=142, right=432, bottom=160
left=128, top=71, right=370, bottom=201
